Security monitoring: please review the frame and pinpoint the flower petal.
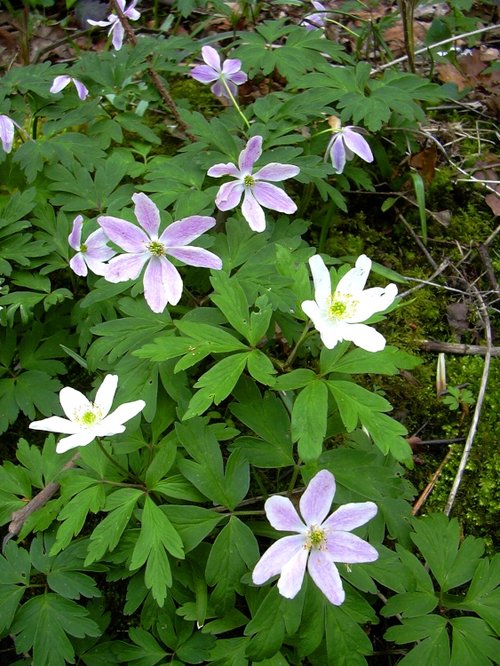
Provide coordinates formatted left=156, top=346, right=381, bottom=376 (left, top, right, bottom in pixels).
left=325, top=531, right=379, bottom=563
left=278, top=547, right=309, bottom=599
left=0, top=114, right=15, bottom=153
left=252, top=534, right=305, bottom=585
left=191, top=64, right=220, bottom=85
left=336, top=254, right=371, bottom=295
left=343, top=128, right=373, bottom=163
left=215, top=181, right=244, bottom=211
left=72, top=79, right=89, bottom=101
left=253, top=182, right=297, bottom=214
left=144, top=256, right=182, bottom=312
left=228, top=70, right=248, bottom=85
left=308, top=255, right=332, bottom=309
left=56, top=431, right=97, bottom=453
left=29, top=415, right=81, bottom=435
left=105, top=253, right=148, bottom=283
left=69, top=254, right=88, bottom=277
left=222, top=58, right=243, bottom=75
left=241, top=190, right=266, bottom=232
left=323, top=502, right=378, bottom=532
left=264, top=496, right=305, bottom=533
left=60, top=386, right=93, bottom=421
left=93, top=374, right=118, bottom=416
left=68, top=215, right=83, bottom=250
left=300, top=469, right=336, bottom=526
left=85, top=229, right=115, bottom=257
left=167, top=246, right=222, bottom=270
left=340, top=322, right=387, bottom=352
left=103, top=400, right=145, bottom=430
left=50, top=75, right=71, bottom=94
left=308, top=551, right=345, bottom=605
left=207, top=162, right=240, bottom=178
left=201, top=45, right=221, bottom=71
left=328, top=134, right=346, bottom=174
left=253, top=163, right=300, bottom=181
left=110, top=21, right=124, bottom=49
left=98, top=216, right=149, bottom=252
left=239, top=135, right=262, bottom=173
left=160, top=215, right=215, bottom=247
left=132, top=193, right=161, bottom=237
left=349, top=284, right=398, bottom=322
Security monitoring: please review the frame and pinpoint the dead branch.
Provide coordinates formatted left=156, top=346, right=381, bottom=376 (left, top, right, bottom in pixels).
left=419, top=339, right=500, bottom=357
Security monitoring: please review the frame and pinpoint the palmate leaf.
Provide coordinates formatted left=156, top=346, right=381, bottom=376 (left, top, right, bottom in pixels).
left=12, top=593, right=101, bottom=666
left=459, top=555, right=500, bottom=633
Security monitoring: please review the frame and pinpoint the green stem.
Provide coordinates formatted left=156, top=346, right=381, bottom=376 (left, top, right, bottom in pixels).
left=287, top=464, right=301, bottom=495
left=220, top=78, right=251, bottom=130
left=96, top=439, right=134, bottom=479
left=284, top=321, right=311, bottom=369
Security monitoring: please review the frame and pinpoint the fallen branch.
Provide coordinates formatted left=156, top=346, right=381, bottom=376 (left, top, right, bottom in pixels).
left=419, top=339, right=500, bottom=357
left=444, top=288, right=492, bottom=516
left=3, top=453, right=79, bottom=550
left=413, top=449, right=454, bottom=515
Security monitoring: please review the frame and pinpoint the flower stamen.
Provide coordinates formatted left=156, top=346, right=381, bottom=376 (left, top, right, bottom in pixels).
left=147, top=240, right=166, bottom=257
left=243, top=174, right=255, bottom=188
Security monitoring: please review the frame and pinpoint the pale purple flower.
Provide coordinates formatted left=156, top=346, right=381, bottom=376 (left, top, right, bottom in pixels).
left=68, top=215, right=115, bottom=277
left=50, top=75, right=89, bottom=101
left=301, top=1, right=328, bottom=31
left=207, top=136, right=300, bottom=232
left=191, top=45, right=248, bottom=99
left=29, top=374, right=145, bottom=454
left=98, top=193, right=222, bottom=313
left=87, top=0, right=140, bottom=50
left=326, top=121, right=374, bottom=174
left=301, top=254, right=398, bottom=352
left=0, top=114, right=22, bottom=153
left=252, top=470, right=378, bottom=605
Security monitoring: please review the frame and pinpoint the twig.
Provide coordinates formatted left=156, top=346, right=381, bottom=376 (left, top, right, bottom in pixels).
left=371, top=24, right=500, bottom=73
left=419, top=339, right=500, bottom=357
left=444, top=288, right=492, bottom=516
left=398, top=259, right=449, bottom=298
left=3, top=453, right=80, bottom=550
left=109, top=0, right=196, bottom=141
left=398, top=213, right=437, bottom=269
left=478, top=244, right=500, bottom=294
left=413, top=449, right=454, bottom=515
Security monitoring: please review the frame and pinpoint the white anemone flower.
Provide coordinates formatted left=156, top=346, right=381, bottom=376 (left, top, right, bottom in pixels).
left=301, top=254, right=398, bottom=352
left=29, top=375, right=145, bottom=453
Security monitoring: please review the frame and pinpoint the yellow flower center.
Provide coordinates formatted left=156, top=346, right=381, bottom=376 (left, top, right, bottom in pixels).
left=243, top=174, right=255, bottom=188
left=147, top=240, right=165, bottom=257
left=74, top=404, right=103, bottom=427
left=80, top=243, right=88, bottom=253
left=305, top=525, right=326, bottom=551
left=327, top=293, right=358, bottom=321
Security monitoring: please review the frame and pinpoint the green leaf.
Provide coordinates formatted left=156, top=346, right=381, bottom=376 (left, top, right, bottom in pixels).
left=163, top=506, right=223, bottom=553
left=273, top=369, right=316, bottom=390
left=51, top=484, right=106, bottom=556
left=130, top=496, right=184, bottom=606
left=324, top=602, right=373, bottom=665
left=291, top=380, right=328, bottom=461
left=410, top=514, right=484, bottom=592
left=210, top=271, right=251, bottom=341
left=450, top=617, right=500, bottom=666
left=385, top=615, right=450, bottom=665
left=245, top=588, right=286, bottom=660
left=12, top=593, right=101, bottom=666
left=206, top=517, right=259, bottom=611
left=459, top=554, right=500, bottom=633
left=246, top=349, right=276, bottom=386
left=330, top=346, right=420, bottom=375
left=85, top=488, right=143, bottom=565
left=183, top=352, right=249, bottom=419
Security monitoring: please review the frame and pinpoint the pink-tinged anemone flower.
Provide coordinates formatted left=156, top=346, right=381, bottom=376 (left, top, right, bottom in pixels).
left=68, top=215, right=115, bottom=277
left=252, top=470, right=378, bottom=605
left=207, top=135, right=300, bottom=233
left=325, top=117, right=374, bottom=174
left=29, top=374, right=145, bottom=454
left=301, top=1, right=328, bottom=31
left=87, top=0, right=140, bottom=50
left=191, top=45, right=248, bottom=99
left=98, top=193, right=222, bottom=314
left=50, top=75, right=89, bottom=101
left=0, top=114, right=23, bottom=153
left=301, top=254, right=398, bottom=352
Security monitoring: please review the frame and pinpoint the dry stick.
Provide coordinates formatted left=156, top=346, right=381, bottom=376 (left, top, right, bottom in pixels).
left=444, top=287, right=492, bottom=516
left=109, top=0, right=196, bottom=142
left=419, top=339, right=500, bottom=357
left=3, top=453, right=80, bottom=550
left=371, top=24, right=500, bottom=73
left=398, top=213, right=438, bottom=269
left=398, top=258, right=449, bottom=299
left=413, top=448, right=454, bottom=515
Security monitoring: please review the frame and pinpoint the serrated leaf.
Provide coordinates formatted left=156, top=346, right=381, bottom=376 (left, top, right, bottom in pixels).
left=291, top=380, right=328, bottom=461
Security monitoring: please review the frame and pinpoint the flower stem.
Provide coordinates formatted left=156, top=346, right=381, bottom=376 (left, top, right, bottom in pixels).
left=96, top=439, right=133, bottom=479
left=220, top=78, right=251, bottom=130
left=287, top=464, right=301, bottom=495
left=284, top=321, right=311, bottom=369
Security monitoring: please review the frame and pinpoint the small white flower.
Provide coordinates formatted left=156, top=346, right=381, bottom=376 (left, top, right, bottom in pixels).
left=301, top=254, right=398, bottom=352
left=50, top=75, right=89, bottom=101
left=29, top=375, right=145, bottom=453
